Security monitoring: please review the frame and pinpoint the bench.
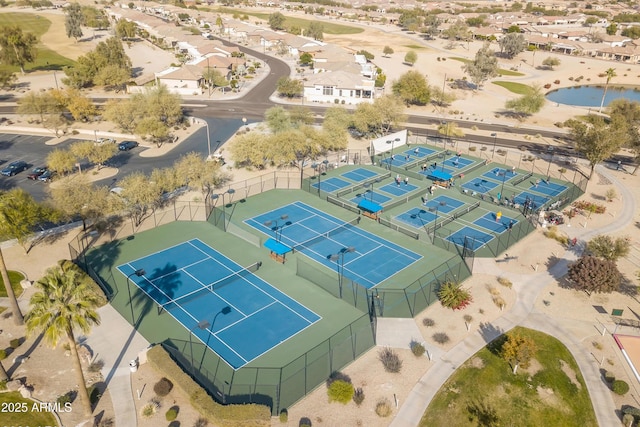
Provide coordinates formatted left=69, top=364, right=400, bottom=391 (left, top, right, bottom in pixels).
left=269, top=252, right=286, bottom=264
left=362, top=210, right=379, bottom=220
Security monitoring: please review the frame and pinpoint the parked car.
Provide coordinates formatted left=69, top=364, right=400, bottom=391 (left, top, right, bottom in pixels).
left=118, top=140, right=138, bottom=151
left=37, top=170, right=54, bottom=182
left=27, top=166, right=48, bottom=180
left=1, top=160, right=28, bottom=176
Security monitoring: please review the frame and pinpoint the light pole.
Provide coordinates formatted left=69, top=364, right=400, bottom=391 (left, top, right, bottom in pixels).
left=546, top=151, right=554, bottom=178
left=315, top=159, right=329, bottom=195
left=198, top=306, right=231, bottom=371
left=200, top=118, right=211, bottom=159
left=211, top=188, right=236, bottom=230
left=264, top=214, right=289, bottom=242
left=386, top=139, right=395, bottom=166
left=189, top=319, right=210, bottom=374
left=242, top=117, right=248, bottom=131
left=363, top=178, right=381, bottom=202
left=498, top=172, right=507, bottom=200
left=126, top=268, right=146, bottom=325
left=428, top=201, right=447, bottom=242
left=442, top=121, right=449, bottom=145
left=491, top=133, right=497, bottom=159
left=329, top=246, right=356, bottom=298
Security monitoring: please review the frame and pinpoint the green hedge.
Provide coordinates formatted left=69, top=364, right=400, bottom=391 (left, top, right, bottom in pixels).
left=146, top=345, right=271, bottom=427
left=59, top=260, right=108, bottom=307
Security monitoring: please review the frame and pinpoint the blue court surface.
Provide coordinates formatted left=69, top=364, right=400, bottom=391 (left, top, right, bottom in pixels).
left=473, top=212, right=518, bottom=234
left=350, top=191, right=391, bottom=205
left=424, top=195, right=464, bottom=213
left=341, top=168, right=378, bottom=182
left=528, top=180, right=567, bottom=196
left=311, top=177, right=351, bottom=193
left=462, top=178, right=499, bottom=194
left=482, top=168, right=518, bottom=182
left=245, top=202, right=422, bottom=289
left=117, top=239, right=320, bottom=369
left=442, top=156, right=473, bottom=170
left=396, top=207, right=437, bottom=228
left=512, top=191, right=549, bottom=208
left=445, top=226, right=495, bottom=250
left=380, top=147, right=437, bottom=167
left=379, top=182, right=419, bottom=196
left=420, top=164, right=456, bottom=177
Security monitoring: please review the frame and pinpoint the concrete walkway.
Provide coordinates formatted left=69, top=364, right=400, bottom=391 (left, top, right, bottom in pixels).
left=84, top=305, right=149, bottom=427
left=390, top=165, right=635, bottom=427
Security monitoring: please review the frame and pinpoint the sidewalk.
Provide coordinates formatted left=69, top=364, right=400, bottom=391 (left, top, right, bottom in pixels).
left=390, top=164, right=635, bottom=427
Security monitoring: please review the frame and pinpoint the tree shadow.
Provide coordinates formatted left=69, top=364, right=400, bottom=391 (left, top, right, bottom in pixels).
left=619, top=276, right=639, bottom=300
left=590, top=192, right=606, bottom=201
left=479, top=322, right=505, bottom=346
left=466, top=398, right=500, bottom=427
left=7, top=333, right=43, bottom=378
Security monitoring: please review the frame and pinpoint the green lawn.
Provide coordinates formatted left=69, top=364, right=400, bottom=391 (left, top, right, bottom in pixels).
left=0, top=392, right=57, bottom=425
left=0, top=12, right=76, bottom=72
left=202, top=7, right=363, bottom=35
left=492, top=81, right=533, bottom=95
left=404, top=44, right=427, bottom=50
left=0, top=270, right=25, bottom=298
left=420, top=327, right=598, bottom=427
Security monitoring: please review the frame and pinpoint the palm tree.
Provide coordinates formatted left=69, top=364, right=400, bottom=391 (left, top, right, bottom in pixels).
left=0, top=248, right=23, bottom=325
left=599, top=68, right=617, bottom=113
left=25, top=266, right=101, bottom=418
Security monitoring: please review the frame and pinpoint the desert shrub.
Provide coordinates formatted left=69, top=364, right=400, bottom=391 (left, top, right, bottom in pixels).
left=326, top=371, right=351, bottom=387
left=622, top=413, right=634, bottom=426
left=493, top=296, right=506, bottom=309
left=0, top=349, right=6, bottom=360
left=87, top=384, right=101, bottom=405
left=497, top=277, right=512, bottom=288
left=89, top=359, right=104, bottom=373
left=604, top=370, right=616, bottom=383
left=605, top=188, right=617, bottom=201
left=378, top=347, right=402, bottom=373
left=623, top=405, right=640, bottom=420
left=98, top=417, right=114, bottom=427
left=464, top=314, right=473, bottom=323
left=352, top=387, right=365, bottom=406
left=141, top=402, right=158, bottom=418
left=422, top=318, right=435, bottom=327
left=327, top=380, right=354, bottom=404
left=572, top=200, right=606, bottom=214
left=613, top=380, right=630, bottom=395
left=543, top=226, right=569, bottom=245
left=299, top=417, right=312, bottom=427
left=279, top=409, right=288, bottom=422
left=375, top=398, right=393, bottom=417
left=469, top=146, right=477, bottom=151
left=193, top=418, right=208, bottom=427
left=410, top=340, right=425, bottom=357
left=438, top=281, right=473, bottom=310
left=154, top=377, right=174, bottom=397
left=9, top=338, right=20, bottom=349
left=166, top=407, right=179, bottom=421
left=57, top=391, right=76, bottom=405
left=433, top=333, right=450, bottom=344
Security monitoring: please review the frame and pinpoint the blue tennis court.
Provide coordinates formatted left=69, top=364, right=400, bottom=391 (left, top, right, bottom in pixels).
left=473, top=212, right=518, bottom=234
left=442, top=155, right=473, bottom=170
left=462, top=178, right=499, bottom=194
left=528, top=180, right=567, bottom=196
left=379, top=182, right=419, bottom=196
left=482, top=168, right=518, bottom=182
left=117, top=239, right=320, bottom=370
left=425, top=195, right=464, bottom=213
left=445, top=226, right=495, bottom=250
left=311, top=177, right=351, bottom=193
left=350, top=191, right=391, bottom=205
left=245, top=202, right=422, bottom=289
left=513, top=191, right=549, bottom=208
left=396, top=208, right=437, bottom=228
left=341, top=168, right=378, bottom=182
left=420, top=164, right=456, bottom=177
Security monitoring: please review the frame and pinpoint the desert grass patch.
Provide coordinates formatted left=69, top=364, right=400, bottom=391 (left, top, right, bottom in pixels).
left=492, top=81, right=534, bottom=95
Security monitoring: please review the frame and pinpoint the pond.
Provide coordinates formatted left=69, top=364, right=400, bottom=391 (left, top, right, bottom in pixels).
left=546, top=85, right=640, bottom=107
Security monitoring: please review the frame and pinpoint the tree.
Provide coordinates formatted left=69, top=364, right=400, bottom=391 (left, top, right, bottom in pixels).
left=506, top=25, right=521, bottom=33
left=65, top=2, right=84, bottom=42
left=48, top=175, right=112, bottom=230
left=0, top=25, right=37, bottom=74
left=268, top=12, right=286, bottom=30
left=231, top=132, right=270, bottom=169
left=356, top=50, right=374, bottom=61
left=383, top=46, right=394, bottom=57
left=463, top=42, right=498, bottom=89
left=65, top=89, right=97, bottom=122
left=173, top=152, right=227, bottom=198
left=0, top=188, right=57, bottom=253
left=568, top=115, right=628, bottom=179
left=541, top=56, right=561, bottom=70
left=606, top=23, right=618, bottom=35
left=26, top=265, right=101, bottom=418
left=93, top=64, right=131, bottom=91
left=404, top=50, right=418, bottom=65
left=0, top=70, right=17, bottom=89
left=202, top=68, right=227, bottom=92
left=438, top=121, right=465, bottom=142
left=289, top=107, right=314, bottom=127
left=299, top=52, right=313, bottom=66
left=47, top=148, right=78, bottom=176
left=504, top=84, right=546, bottom=117
left=599, top=68, right=616, bottom=113
left=586, top=235, right=631, bottom=262
left=501, top=332, right=537, bottom=374
left=392, top=70, right=430, bottom=105
left=63, top=37, right=131, bottom=88
left=265, top=106, right=292, bottom=133
left=307, top=22, right=323, bottom=40
left=498, top=33, right=527, bottom=59
left=117, top=171, right=165, bottom=226
left=568, top=255, right=622, bottom=295
left=584, top=16, right=598, bottom=27
left=17, top=90, right=62, bottom=124
left=352, top=95, right=406, bottom=136
left=443, top=21, right=470, bottom=41
left=103, top=99, right=138, bottom=133
left=276, top=76, right=303, bottom=98
left=621, top=26, right=640, bottom=39
left=116, top=19, right=138, bottom=40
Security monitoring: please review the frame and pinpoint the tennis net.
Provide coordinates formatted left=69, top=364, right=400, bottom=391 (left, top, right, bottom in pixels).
left=291, top=218, right=359, bottom=253
left=159, top=262, right=261, bottom=311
